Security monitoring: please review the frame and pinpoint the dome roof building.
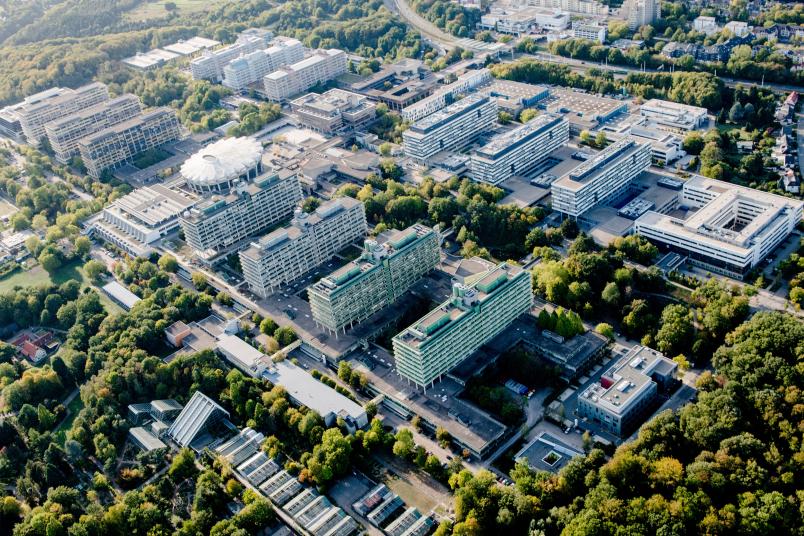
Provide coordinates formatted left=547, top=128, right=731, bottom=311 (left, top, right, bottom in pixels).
left=181, top=137, right=263, bottom=194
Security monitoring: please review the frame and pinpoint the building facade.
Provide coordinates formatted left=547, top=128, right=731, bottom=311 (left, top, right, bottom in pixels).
left=402, top=95, right=497, bottom=162
left=640, top=99, right=708, bottom=132
left=290, top=89, right=376, bottom=134
left=401, top=68, right=491, bottom=123
left=45, top=94, right=142, bottom=164
left=190, top=33, right=271, bottom=81
left=308, top=224, right=440, bottom=334
left=222, top=37, right=305, bottom=91
left=572, top=21, right=607, bottom=42
left=78, top=107, right=182, bottom=178
left=525, top=0, right=609, bottom=16
left=240, top=197, right=368, bottom=297
left=262, top=49, right=347, bottom=102
left=470, top=113, right=569, bottom=185
left=624, top=0, right=661, bottom=30
left=551, top=138, right=652, bottom=218
left=393, top=263, right=532, bottom=388
left=17, top=82, right=110, bottom=145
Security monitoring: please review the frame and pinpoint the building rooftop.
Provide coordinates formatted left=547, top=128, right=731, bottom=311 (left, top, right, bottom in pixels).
left=473, top=113, right=564, bottom=160
left=180, top=137, right=263, bottom=189
left=130, top=426, right=168, bottom=451
left=515, top=431, right=582, bottom=473
left=544, top=88, right=627, bottom=122
left=101, top=281, right=141, bottom=310
left=408, top=94, right=489, bottom=134
left=109, top=184, right=197, bottom=228
left=45, top=94, right=140, bottom=129
left=18, top=82, right=107, bottom=114
left=553, top=138, right=647, bottom=192
left=78, top=108, right=175, bottom=144
left=167, top=391, right=230, bottom=448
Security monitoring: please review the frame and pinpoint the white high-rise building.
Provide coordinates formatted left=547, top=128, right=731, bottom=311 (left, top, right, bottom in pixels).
left=262, top=49, right=347, bottom=102
left=402, top=95, right=497, bottom=162
left=470, top=114, right=569, bottom=185
left=624, top=0, right=660, bottom=30
left=190, top=32, right=272, bottom=81
left=240, top=197, right=367, bottom=297
left=16, top=82, right=110, bottom=145
left=222, top=37, right=305, bottom=91
left=551, top=138, right=652, bottom=218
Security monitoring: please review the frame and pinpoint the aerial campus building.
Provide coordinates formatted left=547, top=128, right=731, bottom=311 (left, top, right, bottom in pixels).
left=190, top=30, right=273, bottom=81
left=470, top=114, right=569, bottom=185
left=167, top=391, right=230, bottom=449
left=78, top=107, right=182, bottom=178
left=178, top=137, right=303, bottom=262
left=88, top=184, right=197, bottom=257
left=551, top=138, right=652, bottom=218
left=262, top=49, right=348, bottom=102
left=402, top=95, right=497, bottom=162
left=639, top=99, right=708, bottom=132
left=577, top=345, right=676, bottom=436
left=15, top=82, right=110, bottom=145
left=289, top=89, right=376, bottom=135
left=401, top=68, right=492, bottom=123
left=393, top=262, right=532, bottom=388
left=634, top=176, right=804, bottom=278
left=239, top=198, right=368, bottom=298
left=308, top=224, right=440, bottom=334
left=44, top=94, right=143, bottom=164
left=222, top=36, right=305, bottom=91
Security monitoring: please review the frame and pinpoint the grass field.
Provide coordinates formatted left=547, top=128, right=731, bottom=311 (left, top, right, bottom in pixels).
left=123, top=0, right=221, bottom=22
left=0, top=199, right=17, bottom=219
left=53, top=395, right=83, bottom=445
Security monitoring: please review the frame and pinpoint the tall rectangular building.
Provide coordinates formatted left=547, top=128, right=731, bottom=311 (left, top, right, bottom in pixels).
left=78, top=108, right=181, bottom=179
left=179, top=169, right=303, bottom=261
left=222, top=37, right=305, bottom=91
left=45, top=94, right=142, bottom=164
left=393, top=263, right=532, bottom=388
left=308, top=224, right=440, bottom=334
left=551, top=138, right=651, bottom=218
left=190, top=33, right=271, bottom=81
left=289, top=89, right=376, bottom=134
left=262, top=49, right=347, bottom=102
left=401, top=68, right=492, bottom=123
left=402, top=95, right=497, bottom=162
left=240, top=197, right=367, bottom=297
left=16, top=82, right=110, bottom=145
left=470, top=114, right=568, bottom=185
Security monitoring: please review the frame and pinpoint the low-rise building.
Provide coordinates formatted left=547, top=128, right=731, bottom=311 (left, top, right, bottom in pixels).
left=572, top=21, right=607, bottom=42
left=470, top=113, right=569, bottom=185
left=289, top=89, right=376, bottom=134
left=309, top=224, right=440, bottom=334
left=262, top=49, right=347, bottom=102
left=476, top=79, right=550, bottom=115
left=640, top=98, right=708, bottom=132
left=240, top=198, right=367, bottom=297
left=167, top=391, right=230, bottom=449
left=577, top=345, right=676, bottom=436
left=626, top=124, right=686, bottom=163
left=528, top=0, right=609, bottom=16
left=393, top=262, right=532, bottom=388
left=400, top=68, right=491, bottom=122
left=724, top=20, right=750, bottom=37
left=480, top=7, right=570, bottom=34
left=693, top=16, right=719, bottom=35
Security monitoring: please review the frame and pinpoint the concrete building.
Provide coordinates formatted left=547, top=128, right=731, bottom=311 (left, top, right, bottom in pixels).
left=693, top=16, right=719, bottom=35
left=167, top=391, right=230, bottom=449
left=16, top=82, right=109, bottom=145
left=480, top=7, right=570, bottom=34
left=476, top=79, right=550, bottom=115
left=634, top=176, right=804, bottom=278
left=724, top=20, right=750, bottom=37
left=262, top=49, right=347, bottom=102
left=623, top=0, right=661, bottom=30
left=102, top=281, right=141, bottom=311
left=401, top=68, right=491, bottom=122
left=640, top=99, right=708, bottom=132
left=78, top=107, right=182, bottom=178
left=191, top=32, right=272, bottom=81
left=402, top=95, right=497, bottom=162
left=393, top=262, right=532, bottom=388
left=470, top=114, right=569, bottom=185
left=543, top=88, right=628, bottom=134
left=239, top=198, right=367, bottom=297
left=222, top=37, right=305, bottom=91
left=308, top=224, right=440, bottom=334
left=573, top=21, right=607, bottom=42
left=89, top=184, right=197, bottom=257
left=524, top=0, right=609, bottom=16
left=45, top=94, right=142, bottom=164
left=551, top=138, right=652, bottom=218
left=627, top=125, right=686, bottom=163
left=578, top=345, right=676, bottom=436
left=289, top=89, right=376, bottom=134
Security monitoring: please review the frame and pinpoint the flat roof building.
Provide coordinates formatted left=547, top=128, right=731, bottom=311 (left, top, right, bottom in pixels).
left=543, top=88, right=628, bottom=134
left=222, top=36, right=304, bottom=91
left=45, top=94, right=142, bottom=164
left=640, top=99, right=708, bottom=132
left=551, top=138, right=652, bottom=218
left=102, top=281, right=141, bottom=310
left=16, top=82, right=110, bottom=145
left=393, top=262, right=532, bottom=388
left=78, top=107, right=182, bottom=178
left=573, top=21, right=607, bottom=42
left=240, top=198, right=367, bottom=297
left=309, top=224, right=440, bottom=334
left=634, top=175, right=804, bottom=278
left=402, top=95, right=497, bottom=162
left=476, top=79, right=550, bottom=114
left=89, top=184, right=197, bottom=257
left=528, top=0, right=609, bottom=16
left=191, top=32, right=272, bottom=81
left=289, top=89, right=376, bottom=134
left=578, top=345, right=676, bottom=436
left=470, top=114, right=569, bottom=185
left=262, top=49, right=347, bottom=102
left=401, top=68, right=491, bottom=122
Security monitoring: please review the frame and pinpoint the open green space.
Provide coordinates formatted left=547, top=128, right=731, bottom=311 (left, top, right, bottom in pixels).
left=123, top=0, right=219, bottom=22
left=0, top=198, right=17, bottom=218
left=53, top=394, right=84, bottom=446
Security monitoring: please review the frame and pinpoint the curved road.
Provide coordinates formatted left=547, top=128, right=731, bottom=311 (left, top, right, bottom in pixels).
left=383, top=0, right=454, bottom=53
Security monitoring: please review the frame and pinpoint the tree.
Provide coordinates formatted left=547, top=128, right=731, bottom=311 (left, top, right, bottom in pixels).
left=519, top=109, right=538, bottom=122
left=38, top=252, right=61, bottom=274
left=728, top=101, right=744, bottom=122
left=594, top=131, right=608, bottom=148
left=274, top=327, right=296, bottom=347
left=682, top=132, right=704, bottom=155
left=11, top=213, right=30, bottom=231
left=655, top=304, right=693, bottom=356
left=74, top=236, right=91, bottom=257
left=601, top=281, right=621, bottom=306
left=158, top=254, right=178, bottom=273
left=191, top=272, right=208, bottom=290
left=595, top=322, right=615, bottom=340
left=579, top=130, right=593, bottom=146
left=301, top=196, right=321, bottom=213
left=392, top=428, right=415, bottom=458
left=216, top=292, right=233, bottom=306
left=306, top=428, right=352, bottom=485
left=169, top=448, right=197, bottom=483
left=260, top=317, right=278, bottom=336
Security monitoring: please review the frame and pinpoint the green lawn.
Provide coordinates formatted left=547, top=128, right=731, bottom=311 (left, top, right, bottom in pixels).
left=123, top=0, right=221, bottom=22
left=0, top=199, right=17, bottom=219
left=53, top=394, right=84, bottom=445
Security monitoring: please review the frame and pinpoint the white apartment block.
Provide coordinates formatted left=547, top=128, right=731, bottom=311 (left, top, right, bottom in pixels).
left=16, top=82, right=110, bottom=145
left=521, top=0, right=609, bottom=16
left=190, top=33, right=271, bottom=81
left=578, top=345, right=676, bottom=436
left=402, top=95, right=497, bottom=162
left=573, top=21, right=607, bottom=42
left=78, top=108, right=181, bottom=179
left=693, top=16, right=719, bottom=35
left=551, top=138, right=652, bottom=218
left=45, top=94, right=142, bottom=164
left=724, top=21, right=750, bottom=37
left=624, top=0, right=661, bottom=30
left=640, top=99, right=708, bottom=132
left=240, top=197, right=367, bottom=297
left=89, top=184, right=197, bottom=257
left=634, top=176, right=804, bottom=278
left=179, top=169, right=303, bottom=261
left=480, top=7, right=570, bottom=34
left=401, top=68, right=492, bottom=122
left=290, top=89, right=376, bottom=134
left=470, top=114, right=569, bottom=185
left=262, top=49, right=347, bottom=102
left=222, top=37, right=305, bottom=91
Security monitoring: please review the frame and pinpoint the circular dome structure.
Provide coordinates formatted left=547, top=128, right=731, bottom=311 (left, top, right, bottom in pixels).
left=181, top=137, right=263, bottom=194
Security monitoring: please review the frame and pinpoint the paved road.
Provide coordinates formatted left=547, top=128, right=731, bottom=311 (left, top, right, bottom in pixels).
left=384, top=0, right=452, bottom=54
